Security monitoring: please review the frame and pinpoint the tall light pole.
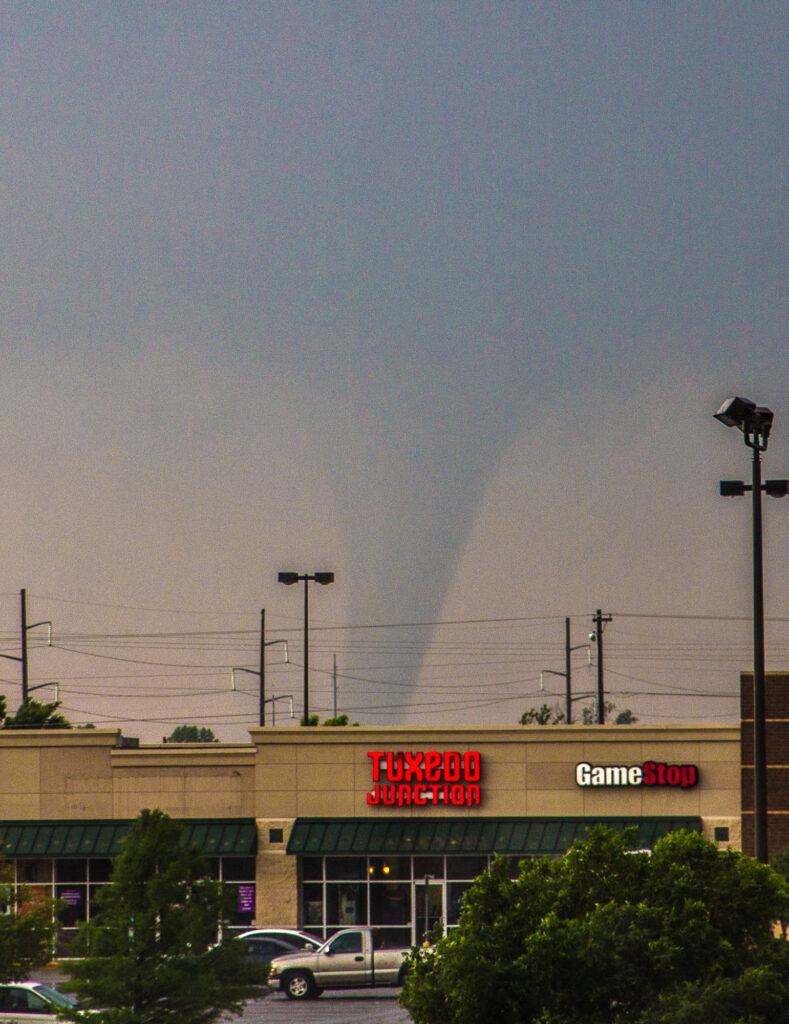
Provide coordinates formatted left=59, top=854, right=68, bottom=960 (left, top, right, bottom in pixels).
left=715, top=396, right=788, bottom=862
left=278, top=572, right=335, bottom=725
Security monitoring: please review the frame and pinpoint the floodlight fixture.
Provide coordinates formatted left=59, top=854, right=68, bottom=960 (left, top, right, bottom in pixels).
left=765, top=479, right=789, bottom=498
left=278, top=572, right=299, bottom=585
left=719, top=480, right=748, bottom=497
left=714, top=396, right=757, bottom=429
left=715, top=396, right=774, bottom=451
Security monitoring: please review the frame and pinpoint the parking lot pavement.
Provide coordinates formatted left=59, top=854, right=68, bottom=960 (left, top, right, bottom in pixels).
left=235, top=989, right=412, bottom=1023
left=32, top=969, right=413, bottom=1024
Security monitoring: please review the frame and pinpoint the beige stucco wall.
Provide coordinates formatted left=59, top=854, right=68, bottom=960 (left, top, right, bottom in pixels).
left=0, top=725, right=742, bottom=828
left=0, top=730, right=119, bottom=819
left=249, top=725, right=741, bottom=836
left=256, top=819, right=298, bottom=926
left=0, top=731, right=257, bottom=821
left=110, top=746, right=255, bottom=818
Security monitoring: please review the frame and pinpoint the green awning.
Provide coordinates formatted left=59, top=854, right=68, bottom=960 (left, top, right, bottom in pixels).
left=0, top=819, right=257, bottom=859
left=287, top=817, right=702, bottom=857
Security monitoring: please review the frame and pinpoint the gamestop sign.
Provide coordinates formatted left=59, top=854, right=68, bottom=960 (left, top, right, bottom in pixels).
left=576, top=761, right=699, bottom=789
left=367, top=750, right=482, bottom=807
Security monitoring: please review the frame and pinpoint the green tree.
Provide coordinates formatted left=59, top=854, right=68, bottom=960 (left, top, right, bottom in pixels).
left=62, top=809, right=264, bottom=1023
left=165, top=725, right=218, bottom=743
left=3, top=697, right=71, bottom=729
left=579, top=701, right=638, bottom=725
left=0, top=857, right=58, bottom=982
left=321, top=714, right=360, bottom=726
left=520, top=702, right=637, bottom=726
left=400, top=827, right=789, bottom=1024
left=520, top=703, right=564, bottom=725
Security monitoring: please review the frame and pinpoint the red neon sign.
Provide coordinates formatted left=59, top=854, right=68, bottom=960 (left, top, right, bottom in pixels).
left=367, top=750, right=482, bottom=806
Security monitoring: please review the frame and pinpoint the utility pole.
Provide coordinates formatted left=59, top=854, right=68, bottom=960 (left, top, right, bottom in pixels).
left=231, top=608, right=287, bottom=727
left=0, top=589, right=52, bottom=703
left=20, top=588, right=28, bottom=702
left=264, top=606, right=270, bottom=729
left=593, top=609, right=612, bottom=723
left=332, top=654, right=338, bottom=719
left=564, top=617, right=572, bottom=724
left=539, top=619, right=592, bottom=724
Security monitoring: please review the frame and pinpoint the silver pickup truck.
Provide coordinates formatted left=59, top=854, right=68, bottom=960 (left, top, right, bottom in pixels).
left=268, top=927, right=412, bottom=1000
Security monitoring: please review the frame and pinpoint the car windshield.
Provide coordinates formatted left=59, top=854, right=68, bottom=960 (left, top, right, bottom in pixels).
left=32, top=984, right=79, bottom=1008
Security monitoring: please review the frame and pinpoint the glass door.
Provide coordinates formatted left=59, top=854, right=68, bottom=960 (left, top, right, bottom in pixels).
left=413, top=880, right=444, bottom=944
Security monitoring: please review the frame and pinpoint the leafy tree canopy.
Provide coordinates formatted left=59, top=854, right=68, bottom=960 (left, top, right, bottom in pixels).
left=0, top=858, right=58, bottom=982
left=1, top=697, right=71, bottom=729
left=520, top=702, right=638, bottom=725
left=299, top=714, right=360, bottom=726
left=62, top=809, right=264, bottom=1024
left=580, top=701, right=638, bottom=725
left=520, top=703, right=565, bottom=725
left=165, top=725, right=218, bottom=743
left=400, top=827, right=789, bottom=1024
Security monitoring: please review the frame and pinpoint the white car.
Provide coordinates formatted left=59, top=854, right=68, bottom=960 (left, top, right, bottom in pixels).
left=0, top=981, right=82, bottom=1022
left=238, top=928, right=321, bottom=951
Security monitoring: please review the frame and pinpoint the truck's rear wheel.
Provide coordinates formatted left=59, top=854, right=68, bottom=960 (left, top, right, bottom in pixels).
left=284, top=970, right=318, bottom=1000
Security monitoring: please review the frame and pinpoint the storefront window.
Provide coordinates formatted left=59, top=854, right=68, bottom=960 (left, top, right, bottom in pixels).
left=507, top=856, right=527, bottom=878
left=302, top=857, right=323, bottom=881
left=414, top=856, right=444, bottom=880
left=325, top=882, right=367, bottom=926
left=302, top=882, right=323, bottom=927
left=221, top=857, right=255, bottom=882
left=89, top=859, right=113, bottom=883
left=447, top=882, right=474, bottom=925
left=55, top=860, right=86, bottom=883
left=446, top=856, right=487, bottom=880
left=17, top=859, right=52, bottom=884
left=88, top=884, right=107, bottom=921
left=56, top=884, right=87, bottom=927
left=299, top=854, right=514, bottom=943
left=326, top=857, right=366, bottom=880
left=368, top=856, right=410, bottom=880
left=223, top=882, right=255, bottom=930
left=370, top=882, right=411, bottom=927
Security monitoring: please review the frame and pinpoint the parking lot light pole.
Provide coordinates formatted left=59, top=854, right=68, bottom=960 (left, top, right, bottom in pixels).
left=715, top=396, right=788, bottom=862
left=278, top=572, right=335, bottom=726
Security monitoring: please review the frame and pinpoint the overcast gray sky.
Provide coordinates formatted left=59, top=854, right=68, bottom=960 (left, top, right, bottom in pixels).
left=0, top=3, right=786, bottom=740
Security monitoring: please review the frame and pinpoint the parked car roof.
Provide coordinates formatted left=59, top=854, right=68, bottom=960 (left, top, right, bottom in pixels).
left=238, top=928, right=320, bottom=950
left=0, top=981, right=81, bottom=1019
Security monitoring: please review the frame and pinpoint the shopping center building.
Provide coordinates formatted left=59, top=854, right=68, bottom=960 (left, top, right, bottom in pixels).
left=1, top=671, right=787, bottom=951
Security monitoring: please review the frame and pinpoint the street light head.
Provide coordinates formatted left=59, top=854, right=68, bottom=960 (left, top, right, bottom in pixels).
left=765, top=479, right=789, bottom=498
left=278, top=572, right=299, bottom=585
left=720, top=480, right=748, bottom=496
left=314, top=572, right=335, bottom=586
left=715, top=397, right=774, bottom=451
left=714, top=396, right=757, bottom=429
